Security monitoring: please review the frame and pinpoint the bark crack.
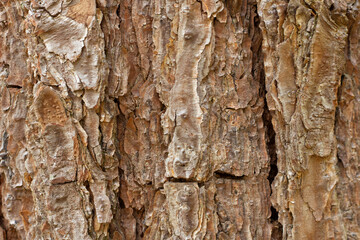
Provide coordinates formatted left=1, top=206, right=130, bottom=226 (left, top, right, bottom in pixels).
left=5, top=85, right=22, bottom=89
left=214, top=171, right=245, bottom=180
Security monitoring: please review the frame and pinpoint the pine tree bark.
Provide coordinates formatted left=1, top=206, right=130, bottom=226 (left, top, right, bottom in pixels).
left=0, top=0, right=359, bottom=239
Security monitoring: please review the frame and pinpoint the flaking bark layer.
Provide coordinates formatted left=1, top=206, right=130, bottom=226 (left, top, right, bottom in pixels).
left=0, top=0, right=359, bottom=239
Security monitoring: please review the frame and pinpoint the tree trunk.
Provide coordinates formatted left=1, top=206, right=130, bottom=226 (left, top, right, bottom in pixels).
left=0, top=0, right=359, bottom=239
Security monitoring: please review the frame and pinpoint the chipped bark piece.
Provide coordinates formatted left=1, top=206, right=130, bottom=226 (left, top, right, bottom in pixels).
left=215, top=176, right=272, bottom=239
left=33, top=87, right=67, bottom=126
left=164, top=182, right=208, bottom=239
left=43, top=0, right=63, bottom=16
left=47, top=61, right=83, bottom=93
left=90, top=181, right=113, bottom=224
left=143, top=190, right=171, bottom=239
left=5, top=38, right=28, bottom=87
left=119, top=208, right=137, bottom=240
left=131, top=0, right=153, bottom=78
left=83, top=90, right=100, bottom=109
left=1, top=186, right=34, bottom=239
left=32, top=11, right=87, bottom=62
left=201, top=0, right=224, bottom=18
left=1, top=86, right=10, bottom=111
left=43, top=124, right=77, bottom=184
left=277, top=40, right=297, bottom=123
left=84, top=109, right=100, bottom=148
left=46, top=183, right=92, bottom=240
left=66, top=0, right=96, bottom=26
left=73, top=29, right=103, bottom=91
left=164, top=0, right=212, bottom=180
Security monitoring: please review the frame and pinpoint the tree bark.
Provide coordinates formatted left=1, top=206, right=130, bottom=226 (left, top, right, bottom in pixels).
left=0, top=0, right=359, bottom=239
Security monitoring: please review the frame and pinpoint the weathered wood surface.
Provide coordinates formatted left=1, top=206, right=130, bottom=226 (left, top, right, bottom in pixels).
left=0, top=0, right=359, bottom=239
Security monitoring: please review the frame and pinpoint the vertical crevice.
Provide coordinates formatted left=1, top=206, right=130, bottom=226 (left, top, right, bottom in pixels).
left=262, top=80, right=282, bottom=240
left=335, top=73, right=345, bottom=168
left=134, top=208, right=146, bottom=239
left=83, top=180, right=96, bottom=239
left=116, top=4, right=121, bottom=27
left=256, top=0, right=282, bottom=235
left=0, top=175, right=7, bottom=239
left=264, top=104, right=278, bottom=185
left=263, top=85, right=282, bottom=239
left=270, top=206, right=278, bottom=222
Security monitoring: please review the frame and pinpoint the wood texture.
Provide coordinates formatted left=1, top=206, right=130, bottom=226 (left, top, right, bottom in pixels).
left=0, top=0, right=359, bottom=239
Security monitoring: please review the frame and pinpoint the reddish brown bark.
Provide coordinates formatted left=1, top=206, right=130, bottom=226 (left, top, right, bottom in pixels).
left=0, top=0, right=359, bottom=239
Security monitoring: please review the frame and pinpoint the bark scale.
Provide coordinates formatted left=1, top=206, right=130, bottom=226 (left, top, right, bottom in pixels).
left=0, top=0, right=359, bottom=239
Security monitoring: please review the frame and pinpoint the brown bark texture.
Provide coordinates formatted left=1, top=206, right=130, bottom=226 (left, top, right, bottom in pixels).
left=0, top=0, right=359, bottom=239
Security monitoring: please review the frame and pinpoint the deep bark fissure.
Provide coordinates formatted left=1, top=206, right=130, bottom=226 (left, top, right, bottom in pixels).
left=260, top=35, right=282, bottom=240
left=5, top=85, right=22, bottom=89
left=214, top=171, right=245, bottom=180
left=264, top=102, right=278, bottom=185
left=0, top=175, right=7, bottom=239
left=166, top=177, right=199, bottom=183
left=254, top=0, right=282, bottom=229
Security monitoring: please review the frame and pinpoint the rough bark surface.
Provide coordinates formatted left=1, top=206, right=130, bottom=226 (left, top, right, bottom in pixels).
left=0, top=0, right=359, bottom=239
